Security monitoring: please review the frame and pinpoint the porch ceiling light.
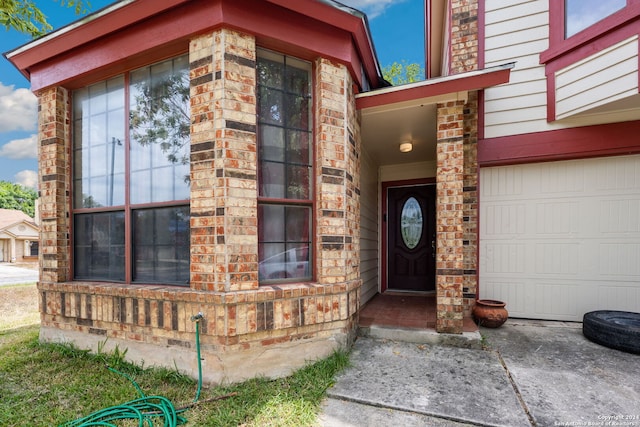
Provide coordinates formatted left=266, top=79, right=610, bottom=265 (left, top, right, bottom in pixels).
left=399, top=141, right=413, bottom=153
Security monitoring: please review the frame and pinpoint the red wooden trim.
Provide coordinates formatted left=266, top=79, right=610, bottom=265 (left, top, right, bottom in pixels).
left=541, top=2, right=640, bottom=67
left=356, top=67, right=511, bottom=110
left=12, top=0, right=380, bottom=92
left=265, top=0, right=381, bottom=86
left=425, top=0, right=432, bottom=79
left=478, top=120, right=640, bottom=166
left=475, top=165, right=481, bottom=300
left=7, top=0, right=190, bottom=78
left=380, top=178, right=435, bottom=293
left=478, top=89, right=485, bottom=140
left=547, top=0, right=564, bottom=47
left=546, top=71, right=556, bottom=122
left=540, top=2, right=639, bottom=124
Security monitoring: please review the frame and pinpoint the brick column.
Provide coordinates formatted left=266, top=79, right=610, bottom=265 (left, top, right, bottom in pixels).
left=436, top=100, right=465, bottom=334
left=189, top=28, right=258, bottom=292
left=315, top=58, right=361, bottom=286
left=37, top=87, right=71, bottom=283
left=450, top=0, right=478, bottom=74
left=462, top=91, right=479, bottom=315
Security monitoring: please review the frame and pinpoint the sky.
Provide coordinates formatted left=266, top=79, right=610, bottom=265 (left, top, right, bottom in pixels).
left=0, top=0, right=425, bottom=188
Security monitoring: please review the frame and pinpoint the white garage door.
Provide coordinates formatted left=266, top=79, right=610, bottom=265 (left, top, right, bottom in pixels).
left=479, top=154, right=640, bottom=321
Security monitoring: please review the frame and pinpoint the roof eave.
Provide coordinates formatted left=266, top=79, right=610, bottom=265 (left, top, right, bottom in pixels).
left=355, top=63, right=515, bottom=110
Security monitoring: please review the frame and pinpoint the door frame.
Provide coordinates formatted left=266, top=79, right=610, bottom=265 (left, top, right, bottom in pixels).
left=381, top=177, right=436, bottom=293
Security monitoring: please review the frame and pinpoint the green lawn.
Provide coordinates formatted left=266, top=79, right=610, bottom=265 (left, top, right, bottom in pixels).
left=0, top=325, right=348, bottom=426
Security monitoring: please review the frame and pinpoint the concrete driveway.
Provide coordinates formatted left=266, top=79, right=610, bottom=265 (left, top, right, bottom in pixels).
left=0, top=263, right=38, bottom=286
left=321, top=319, right=640, bottom=426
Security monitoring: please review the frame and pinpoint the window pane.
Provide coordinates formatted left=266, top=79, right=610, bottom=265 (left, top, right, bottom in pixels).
left=257, top=50, right=313, bottom=283
left=259, top=125, right=285, bottom=162
left=258, top=86, right=284, bottom=126
left=286, top=165, right=310, bottom=199
left=88, top=81, right=107, bottom=115
left=133, top=206, right=190, bottom=285
left=287, top=130, right=310, bottom=164
left=286, top=64, right=310, bottom=95
left=74, top=212, right=125, bottom=281
left=72, top=55, right=191, bottom=286
left=130, top=55, right=190, bottom=204
left=257, top=57, right=284, bottom=89
left=258, top=205, right=285, bottom=242
left=73, top=76, right=125, bottom=208
left=285, top=94, right=310, bottom=130
left=258, top=243, right=310, bottom=281
left=565, top=0, right=625, bottom=38
left=258, top=205, right=311, bottom=282
left=285, top=206, right=311, bottom=242
left=259, top=161, right=285, bottom=198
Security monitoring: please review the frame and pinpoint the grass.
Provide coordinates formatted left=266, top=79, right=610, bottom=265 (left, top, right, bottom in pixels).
left=0, top=283, right=39, bottom=330
left=0, top=324, right=349, bottom=426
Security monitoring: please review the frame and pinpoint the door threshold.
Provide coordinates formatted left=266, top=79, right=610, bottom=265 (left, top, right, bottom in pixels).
left=384, top=290, right=436, bottom=296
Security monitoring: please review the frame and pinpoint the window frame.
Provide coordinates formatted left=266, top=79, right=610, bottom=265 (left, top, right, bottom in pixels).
left=256, top=48, right=315, bottom=285
left=542, top=0, right=640, bottom=65
left=71, top=54, right=191, bottom=286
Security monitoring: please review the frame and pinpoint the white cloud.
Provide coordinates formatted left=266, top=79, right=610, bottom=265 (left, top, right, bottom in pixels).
left=0, top=134, right=38, bottom=159
left=339, top=0, right=405, bottom=19
left=0, top=82, right=38, bottom=132
left=14, top=170, right=38, bottom=189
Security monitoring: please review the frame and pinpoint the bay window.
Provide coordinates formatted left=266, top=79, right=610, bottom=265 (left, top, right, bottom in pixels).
left=72, top=55, right=190, bottom=285
left=257, top=49, right=313, bottom=283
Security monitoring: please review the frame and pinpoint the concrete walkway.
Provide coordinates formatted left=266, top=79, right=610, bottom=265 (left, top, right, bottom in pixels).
left=320, top=320, right=640, bottom=426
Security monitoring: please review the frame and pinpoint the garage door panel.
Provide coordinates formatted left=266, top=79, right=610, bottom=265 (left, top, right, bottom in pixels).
left=597, top=285, right=640, bottom=312
left=538, top=161, right=585, bottom=194
left=534, top=243, right=580, bottom=275
left=600, top=199, right=640, bottom=233
left=599, top=243, right=640, bottom=277
left=595, top=155, right=640, bottom=191
left=535, top=201, right=579, bottom=234
left=482, top=204, right=527, bottom=235
left=480, top=280, right=532, bottom=317
left=482, top=243, right=526, bottom=274
left=480, top=155, right=640, bottom=321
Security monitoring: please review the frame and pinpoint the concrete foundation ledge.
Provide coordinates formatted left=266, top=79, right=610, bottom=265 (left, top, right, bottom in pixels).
left=358, top=325, right=483, bottom=349
left=39, top=326, right=348, bottom=384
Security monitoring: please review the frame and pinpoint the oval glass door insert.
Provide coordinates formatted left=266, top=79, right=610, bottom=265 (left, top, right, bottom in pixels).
left=401, top=197, right=423, bottom=249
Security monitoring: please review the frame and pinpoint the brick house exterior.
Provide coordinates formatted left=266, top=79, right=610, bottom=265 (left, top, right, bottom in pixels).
left=6, top=0, right=518, bottom=382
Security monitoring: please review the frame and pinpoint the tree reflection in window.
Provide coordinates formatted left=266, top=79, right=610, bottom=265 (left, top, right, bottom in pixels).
left=129, top=55, right=191, bottom=195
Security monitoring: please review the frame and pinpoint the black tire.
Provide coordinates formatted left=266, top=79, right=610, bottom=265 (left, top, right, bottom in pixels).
left=583, top=311, right=640, bottom=354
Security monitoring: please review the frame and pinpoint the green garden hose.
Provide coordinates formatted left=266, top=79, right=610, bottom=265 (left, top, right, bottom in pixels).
left=60, top=314, right=205, bottom=427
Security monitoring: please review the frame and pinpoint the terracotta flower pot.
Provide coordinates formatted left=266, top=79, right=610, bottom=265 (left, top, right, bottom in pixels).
left=473, top=299, right=508, bottom=328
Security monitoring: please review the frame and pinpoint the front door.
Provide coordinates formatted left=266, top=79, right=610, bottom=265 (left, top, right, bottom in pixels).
left=387, top=185, right=436, bottom=291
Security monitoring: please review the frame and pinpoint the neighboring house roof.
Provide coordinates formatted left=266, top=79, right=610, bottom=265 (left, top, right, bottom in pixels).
left=0, top=209, right=37, bottom=231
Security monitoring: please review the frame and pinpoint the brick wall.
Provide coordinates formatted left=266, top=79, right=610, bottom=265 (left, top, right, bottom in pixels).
left=315, top=58, right=361, bottom=287
left=462, top=91, right=478, bottom=315
left=189, top=29, right=259, bottom=293
left=450, top=0, right=478, bottom=74
left=435, top=100, right=466, bottom=334
left=37, top=28, right=361, bottom=383
left=449, top=0, right=479, bottom=318
left=37, top=87, right=71, bottom=283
